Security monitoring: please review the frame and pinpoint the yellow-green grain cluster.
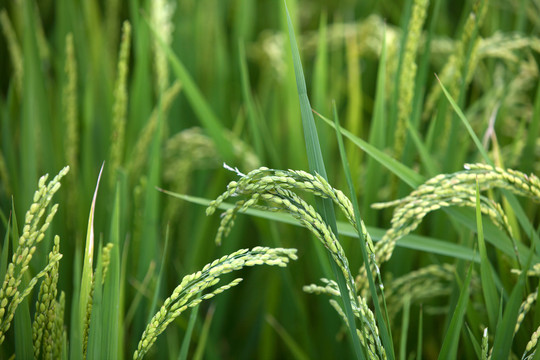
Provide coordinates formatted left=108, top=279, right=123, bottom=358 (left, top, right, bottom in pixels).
left=101, top=243, right=114, bottom=285
left=372, top=163, right=540, bottom=269
left=206, top=166, right=375, bottom=287
left=133, top=246, right=297, bottom=360
left=32, top=235, right=62, bottom=359
left=514, top=290, right=537, bottom=335
left=383, top=264, right=455, bottom=319
left=0, top=166, right=69, bottom=344
left=208, top=166, right=387, bottom=359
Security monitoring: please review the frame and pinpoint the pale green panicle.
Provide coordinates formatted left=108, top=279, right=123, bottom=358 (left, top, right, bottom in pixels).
left=133, top=247, right=297, bottom=359
left=383, top=264, right=455, bottom=319
left=109, top=21, right=132, bottom=185
left=32, top=235, right=61, bottom=358
left=101, top=243, right=114, bottom=285
left=482, top=327, right=489, bottom=360
left=0, top=166, right=69, bottom=344
left=514, top=290, right=538, bottom=335
left=370, top=163, right=540, bottom=280
left=394, top=0, right=429, bottom=159
left=63, top=33, right=79, bottom=179
left=151, top=0, right=175, bottom=93
left=207, top=166, right=387, bottom=359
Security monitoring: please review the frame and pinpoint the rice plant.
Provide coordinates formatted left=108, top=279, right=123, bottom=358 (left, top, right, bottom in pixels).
left=0, top=0, right=539, bottom=358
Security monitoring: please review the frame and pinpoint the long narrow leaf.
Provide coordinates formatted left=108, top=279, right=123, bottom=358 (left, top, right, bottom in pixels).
left=438, top=262, right=474, bottom=360
left=332, top=103, right=394, bottom=358
left=475, top=180, right=498, bottom=329
left=284, top=4, right=364, bottom=359
left=78, top=163, right=104, bottom=357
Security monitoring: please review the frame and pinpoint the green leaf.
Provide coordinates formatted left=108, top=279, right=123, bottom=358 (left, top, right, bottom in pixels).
left=266, top=314, right=310, bottom=360
left=101, top=184, right=122, bottom=359
left=332, top=103, right=394, bottom=358
left=315, top=111, right=424, bottom=188
left=161, top=190, right=480, bottom=262
left=438, top=262, right=474, bottom=360
left=491, top=242, right=536, bottom=359
left=284, top=3, right=364, bottom=359
left=178, top=307, right=199, bottom=360
left=475, top=180, right=498, bottom=330
left=78, top=163, right=104, bottom=358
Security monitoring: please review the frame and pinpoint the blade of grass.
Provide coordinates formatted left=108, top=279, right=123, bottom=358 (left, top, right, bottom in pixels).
left=101, top=183, right=121, bottom=359
left=178, top=307, right=200, bottom=360
left=400, top=296, right=411, bottom=360
left=464, top=323, right=481, bottom=359
left=193, top=305, right=216, bottom=360
left=266, top=314, right=310, bottom=360
left=238, top=40, right=265, bottom=161
left=438, top=261, right=474, bottom=360
left=475, top=180, right=498, bottom=330
left=315, top=110, right=424, bottom=188
left=78, top=162, right=104, bottom=358
left=332, top=102, right=395, bottom=358
left=147, top=224, right=170, bottom=324
left=416, top=306, right=423, bottom=360
left=363, top=24, right=388, bottom=223
left=284, top=4, right=364, bottom=358
left=491, top=241, right=535, bottom=359
left=87, top=238, right=104, bottom=359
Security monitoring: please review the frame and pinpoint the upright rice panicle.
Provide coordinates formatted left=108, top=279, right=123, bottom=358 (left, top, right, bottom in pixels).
left=394, top=0, right=429, bottom=159
left=32, top=235, right=61, bottom=359
left=109, top=21, right=132, bottom=186
left=151, top=0, right=175, bottom=93
left=0, top=166, right=69, bottom=344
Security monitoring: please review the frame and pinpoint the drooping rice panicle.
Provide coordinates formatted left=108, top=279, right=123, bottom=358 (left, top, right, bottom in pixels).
left=133, top=247, right=297, bottom=360
left=370, top=163, right=540, bottom=274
